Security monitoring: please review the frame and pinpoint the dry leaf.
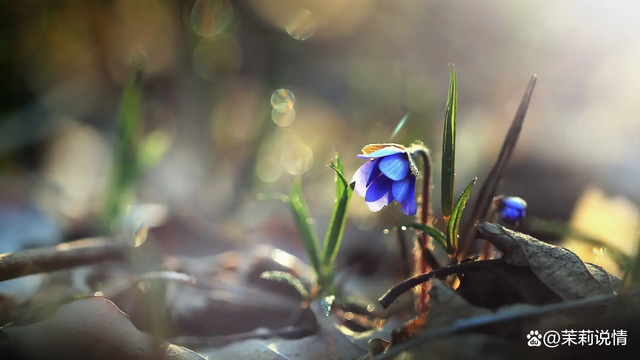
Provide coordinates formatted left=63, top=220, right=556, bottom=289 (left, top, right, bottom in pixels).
left=2, top=297, right=205, bottom=360
left=424, top=280, right=491, bottom=330
left=456, top=261, right=562, bottom=309
left=477, top=222, right=622, bottom=300
left=198, top=300, right=396, bottom=360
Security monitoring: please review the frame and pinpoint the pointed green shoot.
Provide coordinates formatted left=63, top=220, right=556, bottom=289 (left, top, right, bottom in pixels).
left=288, top=177, right=324, bottom=286
left=332, top=154, right=348, bottom=201
left=397, top=223, right=448, bottom=254
left=447, top=177, right=477, bottom=255
left=441, top=64, right=458, bottom=220
left=322, top=155, right=355, bottom=272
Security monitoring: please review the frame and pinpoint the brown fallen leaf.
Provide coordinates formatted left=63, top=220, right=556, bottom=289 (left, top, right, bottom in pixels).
left=424, top=280, right=491, bottom=330
left=2, top=297, right=205, bottom=360
left=477, top=222, right=622, bottom=300
left=456, top=261, right=563, bottom=309
left=197, top=300, right=402, bottom=360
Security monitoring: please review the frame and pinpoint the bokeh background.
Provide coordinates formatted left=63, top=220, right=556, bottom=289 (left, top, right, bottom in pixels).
left=1, top=0, right=639, bottom=290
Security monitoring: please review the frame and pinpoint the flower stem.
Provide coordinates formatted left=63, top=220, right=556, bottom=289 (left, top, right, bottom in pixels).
left=410, top=146, right=440, bottom=314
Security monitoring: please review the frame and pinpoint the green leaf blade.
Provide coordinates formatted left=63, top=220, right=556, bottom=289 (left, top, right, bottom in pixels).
left=322, top=157, right=355, bottom=276
left=331, top=154, right=348, bottom=200
left=398, top=223, right=448, bottom=254
left=288, top=177, right=324, bottom=285
left=103, top=68, right=144, bottom=231
left=441, top=64, right=458, bottom=219
left=447, top=177, right=477, bottom=254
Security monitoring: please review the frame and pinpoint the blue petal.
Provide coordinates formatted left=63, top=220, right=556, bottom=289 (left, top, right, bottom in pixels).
left=400, top=176, right=417, bottom=216
left=356, top=146, right=405, bottom=159
left=351, top=160, right=375, bottom=197
left=501, top=207, right=525, bottom=223
left=367, top=158, right=382, bottom=187
left=392, top=177, right=411, bottom=203
left=378, top=153, right=409, bottom=181
left=503, top=197, right=527, bottom=210
left=365, top=176, right=393, bottom=212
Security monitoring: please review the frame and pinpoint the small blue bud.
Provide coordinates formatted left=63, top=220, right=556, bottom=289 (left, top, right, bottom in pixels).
left=498, top=196, right=527, bottom=224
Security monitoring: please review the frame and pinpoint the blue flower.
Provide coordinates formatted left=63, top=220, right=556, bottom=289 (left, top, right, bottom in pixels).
left=351, top=144, right=418, bottom=216
left=498, top=196, right=527, bottom=224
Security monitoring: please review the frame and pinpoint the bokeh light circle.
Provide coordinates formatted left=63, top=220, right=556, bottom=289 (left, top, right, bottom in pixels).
left=271, top=108, right=296, bottom=127
left=271, top=89, right=295, bottom=112
left=285, top=10, right=317, bottom=40
left=191, top=0, right=233, bottom=37
left=281, top=141, right=313, bottom=175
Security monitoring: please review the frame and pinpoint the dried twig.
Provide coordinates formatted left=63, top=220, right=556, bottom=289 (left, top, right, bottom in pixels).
left=0, top=238, right=129, bottom=282
left=378, top=259, right=503, bottom=309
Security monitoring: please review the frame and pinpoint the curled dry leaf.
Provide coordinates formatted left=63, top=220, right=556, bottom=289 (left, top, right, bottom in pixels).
left=456, top=261, right=563, bottom=309
left=476, top=222, right=622, bottom=300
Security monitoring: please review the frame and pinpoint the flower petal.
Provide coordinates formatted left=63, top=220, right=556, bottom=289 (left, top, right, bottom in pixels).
left=366, top=158, right=382, bottom=187
left=365, top=176, right=393, bottom=212
left=392, top=176, right=411, bottom=203
left=356, top=146, right=405, bottom=159
left=400, top=176, right=417, bottom=216
left=351, top=160, right=375, bottom=197
left=378, top=153, right=409, bottom=181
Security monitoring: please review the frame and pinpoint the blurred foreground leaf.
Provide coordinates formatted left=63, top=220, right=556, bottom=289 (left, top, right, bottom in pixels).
left=2, top=297, right=205, bottom=360
left=260, top=271, right=309, bottom=299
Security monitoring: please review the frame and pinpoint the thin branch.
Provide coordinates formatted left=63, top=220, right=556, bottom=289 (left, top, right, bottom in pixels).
left=378, top=259, right=504, bottom=309
left=0, top=238, right=129, bottom=282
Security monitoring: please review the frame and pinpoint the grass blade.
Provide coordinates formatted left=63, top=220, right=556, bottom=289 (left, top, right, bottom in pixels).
left=288, top=177, right=324, bottom=285
left=103, top=67, right=143, bottom=231
left=330, top=154, right=348, bottom=201
left=529, top=217, right=631, bottom=270
left=458, top=75, right=537, bottom=259
left=322, top=157, right=355, bottom=272
left=447, top=177, right=477, bottom=255
left=441, top=64, right=457, bottom=220
left=397, top=223, right=448, bottom=254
